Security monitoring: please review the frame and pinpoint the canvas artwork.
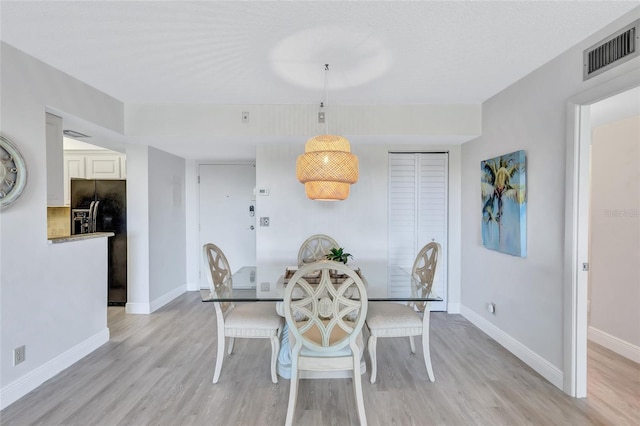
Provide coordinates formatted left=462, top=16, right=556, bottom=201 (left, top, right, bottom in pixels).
left=481, top=150, right=527, bottom=257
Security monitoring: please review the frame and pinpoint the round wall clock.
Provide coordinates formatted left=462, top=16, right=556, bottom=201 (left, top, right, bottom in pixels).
left=0, top=135, right=28, bottom=208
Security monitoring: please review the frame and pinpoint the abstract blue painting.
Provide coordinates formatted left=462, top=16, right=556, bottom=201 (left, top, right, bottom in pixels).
left=481, top=150, right=527, bottom=257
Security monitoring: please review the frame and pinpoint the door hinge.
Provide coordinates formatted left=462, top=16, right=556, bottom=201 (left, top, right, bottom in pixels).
left=197, top=176, right=200, bottom=184
left=582, top=262, right=589, bottom=271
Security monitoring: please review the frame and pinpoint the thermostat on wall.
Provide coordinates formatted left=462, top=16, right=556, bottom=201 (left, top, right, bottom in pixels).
left=257, top=187, right=270, bottom=196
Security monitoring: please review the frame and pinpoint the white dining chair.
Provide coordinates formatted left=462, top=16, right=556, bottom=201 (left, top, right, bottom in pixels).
left=365, top=242, right=441, bottom=384
left=203, top=243, right=283, bottom=384
left=297, top=234, right=340, bottom=266
left=284, top=260, right=368, bottom=426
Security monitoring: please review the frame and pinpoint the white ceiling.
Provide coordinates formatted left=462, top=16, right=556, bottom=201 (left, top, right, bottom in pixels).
left=1, top=1, right=639, bottom=157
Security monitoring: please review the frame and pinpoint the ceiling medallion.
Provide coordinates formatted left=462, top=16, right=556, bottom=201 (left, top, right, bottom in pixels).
left=270, top=26, right=390, bottom=90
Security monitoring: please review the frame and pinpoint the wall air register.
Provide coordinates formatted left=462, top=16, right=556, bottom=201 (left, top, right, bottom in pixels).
left=583, top=19, right=639, bottom=81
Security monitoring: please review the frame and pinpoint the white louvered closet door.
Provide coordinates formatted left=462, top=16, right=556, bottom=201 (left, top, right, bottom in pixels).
left=388, top=153, right=448, bottom=311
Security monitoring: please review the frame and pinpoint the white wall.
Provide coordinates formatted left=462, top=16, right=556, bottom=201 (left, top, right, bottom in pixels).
left=0, top=43, right=190, bottom=408
left=185, top=160, right=199, bottom=291
left=148, top=146, right=187, bottom=304
left=255, top=142, right=461, bottom=308
left=127, top=103, right=481, bottom=160
left=125, top=144, right=151, bottom=314
left=459, top=10, right=640, bottom=389
left=589, top=115, right=640, bottom=357
left=0, top=42, right=123, bottom=408
left=126, top=145, right=188, bottom=314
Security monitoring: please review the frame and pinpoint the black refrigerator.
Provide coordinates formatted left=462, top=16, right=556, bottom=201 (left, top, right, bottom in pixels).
left=70, top=179, right=127, bottom=306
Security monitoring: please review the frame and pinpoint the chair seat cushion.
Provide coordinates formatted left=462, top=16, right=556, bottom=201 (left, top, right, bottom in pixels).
left=366, top=302, right=422, bottom=337
left=225, top=303, right=282, bottom=337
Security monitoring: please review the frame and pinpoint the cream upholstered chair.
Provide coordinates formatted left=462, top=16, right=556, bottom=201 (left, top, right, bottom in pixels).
left=297, top=234, right=339, bottom=266
left=284, top=260, right=368, bottom=426
left=365, top=242, right=441, bottom=384
left=203, top=243, right=283, bottom=384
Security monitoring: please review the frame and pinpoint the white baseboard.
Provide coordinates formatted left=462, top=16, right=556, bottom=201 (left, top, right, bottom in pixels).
left=126, top=285, right=187, bottom=314
left=0, top=328, right=109, bottom=410
left=150, top=285, right=187, bottom=313
left=460, top=305, right=564, bottom=390
left=588, top=326, right=640, bottom=364
left=447, top=302, right=461, bottom=314
left=125, top=301, right=151, bottom=314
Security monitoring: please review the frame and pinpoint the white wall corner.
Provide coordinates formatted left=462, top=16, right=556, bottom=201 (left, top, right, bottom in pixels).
left=125, top=302, right=151, bottom=315
left=0, top=328, right=109, bottom=410
left=150, top=285, right=188, bottom=313
left=186, top=280, right=200, bottom=292
left=447, top=302, right=461, bottom=314
left=185, top=159, right=199, bottom=291
left=460, top=305, right=563, bottom=390
left=588, top=326, right=640, bottom=364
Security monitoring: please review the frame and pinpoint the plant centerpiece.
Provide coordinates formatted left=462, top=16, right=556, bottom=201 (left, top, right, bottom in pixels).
left=325, top=247, right=353, bottom=264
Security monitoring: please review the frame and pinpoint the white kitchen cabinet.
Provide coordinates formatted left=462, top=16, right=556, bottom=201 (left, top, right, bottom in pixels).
left=63, top=155, right=86, bottom=206
left=46, top=113, right=64, bottom=206
left=85, top=154, right=122, bottom=179
left=63, top=150, right=125, bottom=205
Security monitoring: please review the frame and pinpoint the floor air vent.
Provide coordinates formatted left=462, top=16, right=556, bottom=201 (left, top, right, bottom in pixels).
left=584, top=19, right=639, bottom=81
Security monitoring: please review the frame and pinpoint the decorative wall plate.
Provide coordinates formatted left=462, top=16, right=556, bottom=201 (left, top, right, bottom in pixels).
left=0, top=136, right=28, bottom=208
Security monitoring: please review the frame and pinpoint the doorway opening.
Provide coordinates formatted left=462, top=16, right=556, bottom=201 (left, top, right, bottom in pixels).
left=585, top=88, right=640, bottom=416
left=565, top=72, right=639, bottom=399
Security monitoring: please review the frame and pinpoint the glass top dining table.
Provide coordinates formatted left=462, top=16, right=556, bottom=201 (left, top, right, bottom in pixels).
left=200, top=265, right=442, bottom=303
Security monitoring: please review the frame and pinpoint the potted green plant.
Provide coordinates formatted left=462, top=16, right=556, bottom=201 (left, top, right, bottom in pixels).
left=325, top=247, right=353, bottom=264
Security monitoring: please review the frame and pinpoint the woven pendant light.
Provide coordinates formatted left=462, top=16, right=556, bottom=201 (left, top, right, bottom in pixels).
left=296, top=65, right=359, bottom=201
left=296, top=134, right=359, bottom=200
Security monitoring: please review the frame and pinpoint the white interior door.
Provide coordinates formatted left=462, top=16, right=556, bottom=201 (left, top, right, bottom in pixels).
left=388, top=153, right=448, bottom=311
left=199, top=164, right=256, bottom=288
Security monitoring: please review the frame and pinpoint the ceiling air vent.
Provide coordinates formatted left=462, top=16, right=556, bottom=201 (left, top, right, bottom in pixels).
left=63, top=129, right=91, bottom=138
left=584, top=19, right=639, bottom=81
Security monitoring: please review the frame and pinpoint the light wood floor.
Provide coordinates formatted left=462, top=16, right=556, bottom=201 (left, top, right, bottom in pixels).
left=586, top=340, right=640, bottom=424
left=2, top=292, right=638, bottom=425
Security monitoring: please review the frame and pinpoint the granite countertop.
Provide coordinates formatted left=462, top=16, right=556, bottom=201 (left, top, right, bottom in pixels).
left=48, top=232, right=115, bottom=244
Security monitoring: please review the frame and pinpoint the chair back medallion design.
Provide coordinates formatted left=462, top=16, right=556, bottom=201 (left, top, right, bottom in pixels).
left=285, top=260, right=367, bottom=353
left=297, top=234, right=340, bottom=266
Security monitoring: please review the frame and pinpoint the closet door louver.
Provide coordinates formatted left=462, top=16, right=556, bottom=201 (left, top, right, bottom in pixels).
left=388, top=153, right=448, bottom=311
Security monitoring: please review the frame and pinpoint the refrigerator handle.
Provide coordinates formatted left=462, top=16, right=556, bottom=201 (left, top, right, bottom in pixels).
left=91, top=200, right=100, bottom=232
left=88, top=201, right=96, bottom=232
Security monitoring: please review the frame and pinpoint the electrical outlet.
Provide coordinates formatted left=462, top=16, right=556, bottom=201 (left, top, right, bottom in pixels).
left=14, top=345, right=25, bottom=366
left=260, top=217, right=269, bottom=227
left=261, top=282, right=270, bottom=291
left=242, top=111, right=250, bottom=124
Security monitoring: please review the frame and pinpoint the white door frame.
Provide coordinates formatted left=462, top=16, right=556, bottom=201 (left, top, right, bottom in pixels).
left=563, top=69, right=640, bottom=397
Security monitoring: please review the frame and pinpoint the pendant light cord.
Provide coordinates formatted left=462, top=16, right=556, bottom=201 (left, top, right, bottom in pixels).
left=324, top=64, right=329, bottom=134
